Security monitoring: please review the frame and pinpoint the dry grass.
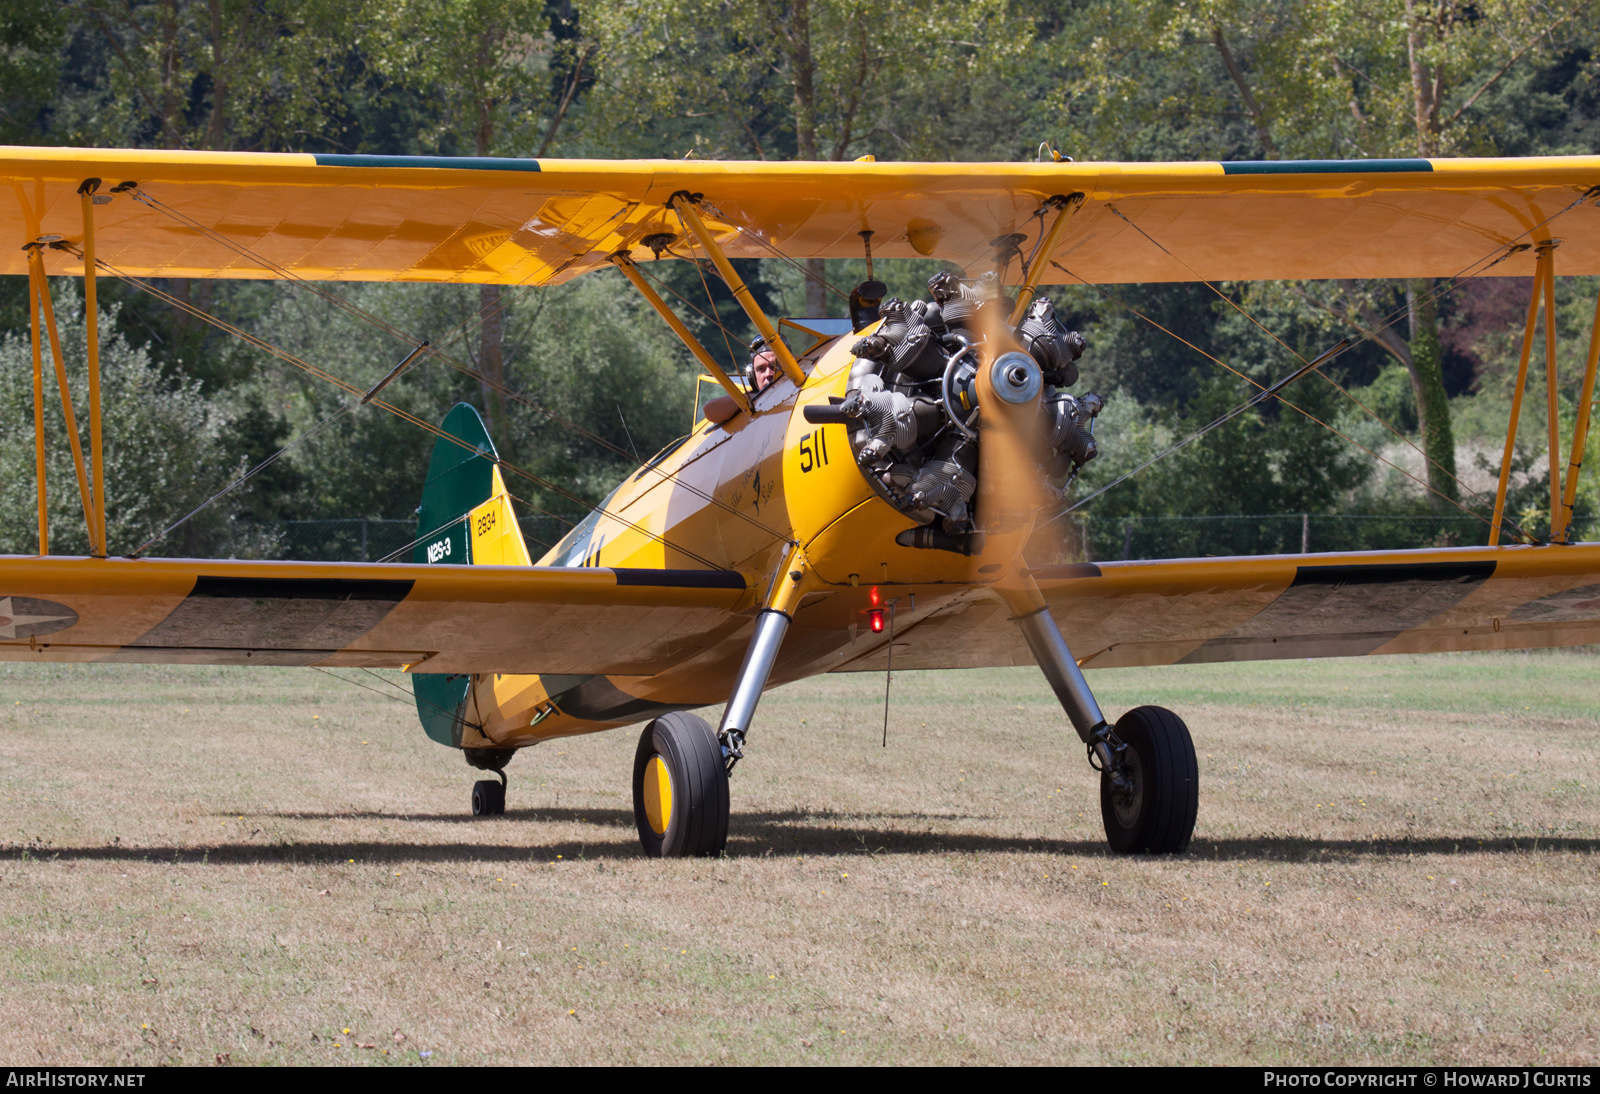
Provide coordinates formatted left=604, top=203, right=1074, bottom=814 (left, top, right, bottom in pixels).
left=0, top=651, right=1597, bottom=1065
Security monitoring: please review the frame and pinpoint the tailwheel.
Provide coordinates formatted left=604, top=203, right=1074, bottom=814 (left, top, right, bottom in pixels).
left=633, top=712, right=729, bottom=858
left=471, top=775, right=506, bottom=816
left=1100, top=705, right=1198, bottom=854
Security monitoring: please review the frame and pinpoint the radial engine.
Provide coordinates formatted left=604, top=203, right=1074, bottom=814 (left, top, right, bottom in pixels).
left=807, top=271, right=1103, bottom=553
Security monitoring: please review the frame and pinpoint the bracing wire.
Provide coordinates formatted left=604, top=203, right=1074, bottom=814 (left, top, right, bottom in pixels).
left=129, top=189, right=793, bottom=549
left=310, top=665, right=479, bottom=730
left=674, top=205, right=747, bottom=372
left=356, top=666, right=425, bottom=702
left=368, top=490, right=578, bottom=565
left=422, top=334, right=792, bottom=543
left=1050, top=260, right=1535, bottom=543
left=132, top=401, right=353, bottom=556
left=92, top=255, right=726, bottom=569
left=1100, top=199, right=1582, bottom=517
left=369, top=512, right=472, bottom=565
left=1042, top=345, right=1348, bottom=523
left=697, top=199, right=852, bottom=304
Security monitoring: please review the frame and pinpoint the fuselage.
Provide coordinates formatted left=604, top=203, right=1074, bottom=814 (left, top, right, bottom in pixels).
left=458, top=327, right=1013, bottom=748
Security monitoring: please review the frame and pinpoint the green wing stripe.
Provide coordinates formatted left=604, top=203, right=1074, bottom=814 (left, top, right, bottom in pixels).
left=313, top=154, right=541, bottom=172
left=1221, top=159, right=1433, bottom=175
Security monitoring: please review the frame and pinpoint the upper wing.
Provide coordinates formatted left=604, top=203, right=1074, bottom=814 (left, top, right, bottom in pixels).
left=3, top=148, right=1598, bottom=286
left=833, top=544, right=1600, bottom=673
left=0, top=556, right=749, bottom=674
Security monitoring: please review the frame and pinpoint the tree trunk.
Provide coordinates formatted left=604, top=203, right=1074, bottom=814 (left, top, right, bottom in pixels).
left=1212, top=25, right=1275, bottom=158
left=478, top=284, right=507, bottom=438
left=784, top=0, right=826, bottom=316
left=474, top=68, right=506, bottom=437
left=1404, top=0, right=1441, bottom=157
left=1403, top=1, right=1453, bottom=505
left=1408, top=280, right=1458, bottom=505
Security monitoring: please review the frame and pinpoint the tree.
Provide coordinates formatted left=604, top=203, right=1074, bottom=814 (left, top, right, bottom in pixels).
left=0, top=285, right=249, bottom=556
left=364, top=0, right=597, bottom=438
left=1060, top=0, right=1591, bottom=507
left=72, top=0, right=350, bottom=151
left=583, top=0, right=1028, bottom=313
left=0, top=0, right=61, bottom=143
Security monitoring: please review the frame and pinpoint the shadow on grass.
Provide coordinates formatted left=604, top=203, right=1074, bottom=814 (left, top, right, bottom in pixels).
left=257, top=807, right=983, bottom=825
left=2, top=811, right=1596, bottom=864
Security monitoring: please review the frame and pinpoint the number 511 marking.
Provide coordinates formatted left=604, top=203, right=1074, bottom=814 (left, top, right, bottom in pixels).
left=798, top=428, right=830, bottom=473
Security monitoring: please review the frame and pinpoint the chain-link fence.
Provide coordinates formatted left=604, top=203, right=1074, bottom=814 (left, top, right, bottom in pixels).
left=1081, top=513, right=1600, bottom=562
left=243, top=512, right=1600, bottom=564
left=253, top=516, right=583, bottom=563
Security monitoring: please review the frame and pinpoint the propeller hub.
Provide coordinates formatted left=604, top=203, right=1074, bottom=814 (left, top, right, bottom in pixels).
left=990, top=351, right=1042, bottom=405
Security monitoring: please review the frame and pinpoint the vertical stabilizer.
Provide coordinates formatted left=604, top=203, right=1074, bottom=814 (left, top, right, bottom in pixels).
left=411, top=403, right=530, bottom=746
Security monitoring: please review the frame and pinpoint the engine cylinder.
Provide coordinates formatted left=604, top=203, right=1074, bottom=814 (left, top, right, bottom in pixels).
left=838, top=278, right=1102, bottom=542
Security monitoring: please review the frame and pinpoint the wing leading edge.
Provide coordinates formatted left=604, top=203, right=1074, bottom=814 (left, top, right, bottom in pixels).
left=3, top=546, right=1595, bottom=679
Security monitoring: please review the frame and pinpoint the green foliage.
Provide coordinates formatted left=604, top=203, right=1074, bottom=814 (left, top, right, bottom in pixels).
left=1356, top=363, right=1418, bottom=433
left=0, top=0, right=60, bottom=142
left=66, top=0, right=354, bottom=150
left=3, top=0, right=1598, bottom=558
left=0, top=285, right=249, bottom=556
left=360, top=0, right=578, bottom=156
left=582, top=0, right=1030, bottom=160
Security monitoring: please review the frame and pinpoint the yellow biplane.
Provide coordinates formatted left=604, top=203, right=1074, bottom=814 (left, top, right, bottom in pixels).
left=4, top=148, right=1600, bottom=856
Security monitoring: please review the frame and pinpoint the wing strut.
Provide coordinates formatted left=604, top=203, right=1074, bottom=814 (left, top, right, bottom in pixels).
left=1559, top=280, right=1600, bottom=541
left=79, top=178, right=107, bottom=557
left=1542, top=241, right=1565, bottom=540
left=670, top=195, right=806, bottom=386
left=25, top=242, right=102, bottom=556
left=609, top=253, right=752, bottom=416
left=1008, top=193, right=1084, bottom=325
left=1492, top=242, right=1558, bottom=545
left=27, top=250, right=47, bottom=555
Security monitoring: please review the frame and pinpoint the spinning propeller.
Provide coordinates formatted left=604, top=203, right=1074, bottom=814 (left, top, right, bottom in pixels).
left=971, top=297, right=1050, bottom=583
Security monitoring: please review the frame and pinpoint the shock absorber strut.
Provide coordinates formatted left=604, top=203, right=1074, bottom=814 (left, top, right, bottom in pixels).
left=1010, top=603, right=1134, bottom=796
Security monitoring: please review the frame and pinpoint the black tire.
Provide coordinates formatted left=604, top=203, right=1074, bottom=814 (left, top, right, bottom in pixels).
left=633, top=712, right=729, bottom=858
left=471, top=778, right=505, bottom=816
left=1100, top=705, right=1198, bottom=854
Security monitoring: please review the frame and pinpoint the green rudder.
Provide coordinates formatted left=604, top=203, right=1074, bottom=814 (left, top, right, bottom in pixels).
left=411, top=403, right=498, bottom=747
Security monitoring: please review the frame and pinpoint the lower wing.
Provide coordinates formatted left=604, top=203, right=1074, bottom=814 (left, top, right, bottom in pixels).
left=835, top=544, right=1600, bottom=671
left=0, top=556, right=748, bottom=675
left=5, top=545, right=1595, bottom=678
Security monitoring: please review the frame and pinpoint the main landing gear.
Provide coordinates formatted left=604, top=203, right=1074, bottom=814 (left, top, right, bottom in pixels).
left=631, top=606, right=791, bottom=858
left=1011, top=603, right=1198, bottom=853
left=465, top=747, right=511, bottom=816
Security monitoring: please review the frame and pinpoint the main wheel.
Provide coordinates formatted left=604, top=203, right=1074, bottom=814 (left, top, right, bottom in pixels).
left=633, top=712, right=729, bottom=858
left=471, top=778, right=506, bottom=816
left=1100, top=705, right=1198, bottom=854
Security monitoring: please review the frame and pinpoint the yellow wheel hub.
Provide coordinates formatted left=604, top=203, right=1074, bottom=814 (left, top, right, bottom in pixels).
left=642, top=754, right=674, bottom=836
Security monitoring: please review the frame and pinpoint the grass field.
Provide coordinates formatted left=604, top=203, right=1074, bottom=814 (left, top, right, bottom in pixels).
left=0, top=651, right=1597, bottom=1065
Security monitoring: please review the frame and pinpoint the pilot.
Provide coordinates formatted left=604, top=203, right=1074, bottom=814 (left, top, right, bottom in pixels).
left=748, top=336, right=780, bottom=393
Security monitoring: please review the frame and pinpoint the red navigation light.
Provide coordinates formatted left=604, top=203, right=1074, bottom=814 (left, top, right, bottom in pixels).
left=869, top=609, right=885, bottom=633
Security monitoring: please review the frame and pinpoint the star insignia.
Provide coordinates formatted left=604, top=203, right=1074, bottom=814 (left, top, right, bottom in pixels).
left=0, top=597, right=78, bottom=640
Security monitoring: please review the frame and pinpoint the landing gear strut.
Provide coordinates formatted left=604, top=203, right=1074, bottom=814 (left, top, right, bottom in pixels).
left=465, top=747, right=511, bottom=816
left=715, top=608, right=791, bottom=774
left=1011, top=604, right=1198, bottom=853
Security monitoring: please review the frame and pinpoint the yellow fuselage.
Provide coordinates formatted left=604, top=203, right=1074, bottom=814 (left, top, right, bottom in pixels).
left=458, top=331, right=1001, bottom=748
